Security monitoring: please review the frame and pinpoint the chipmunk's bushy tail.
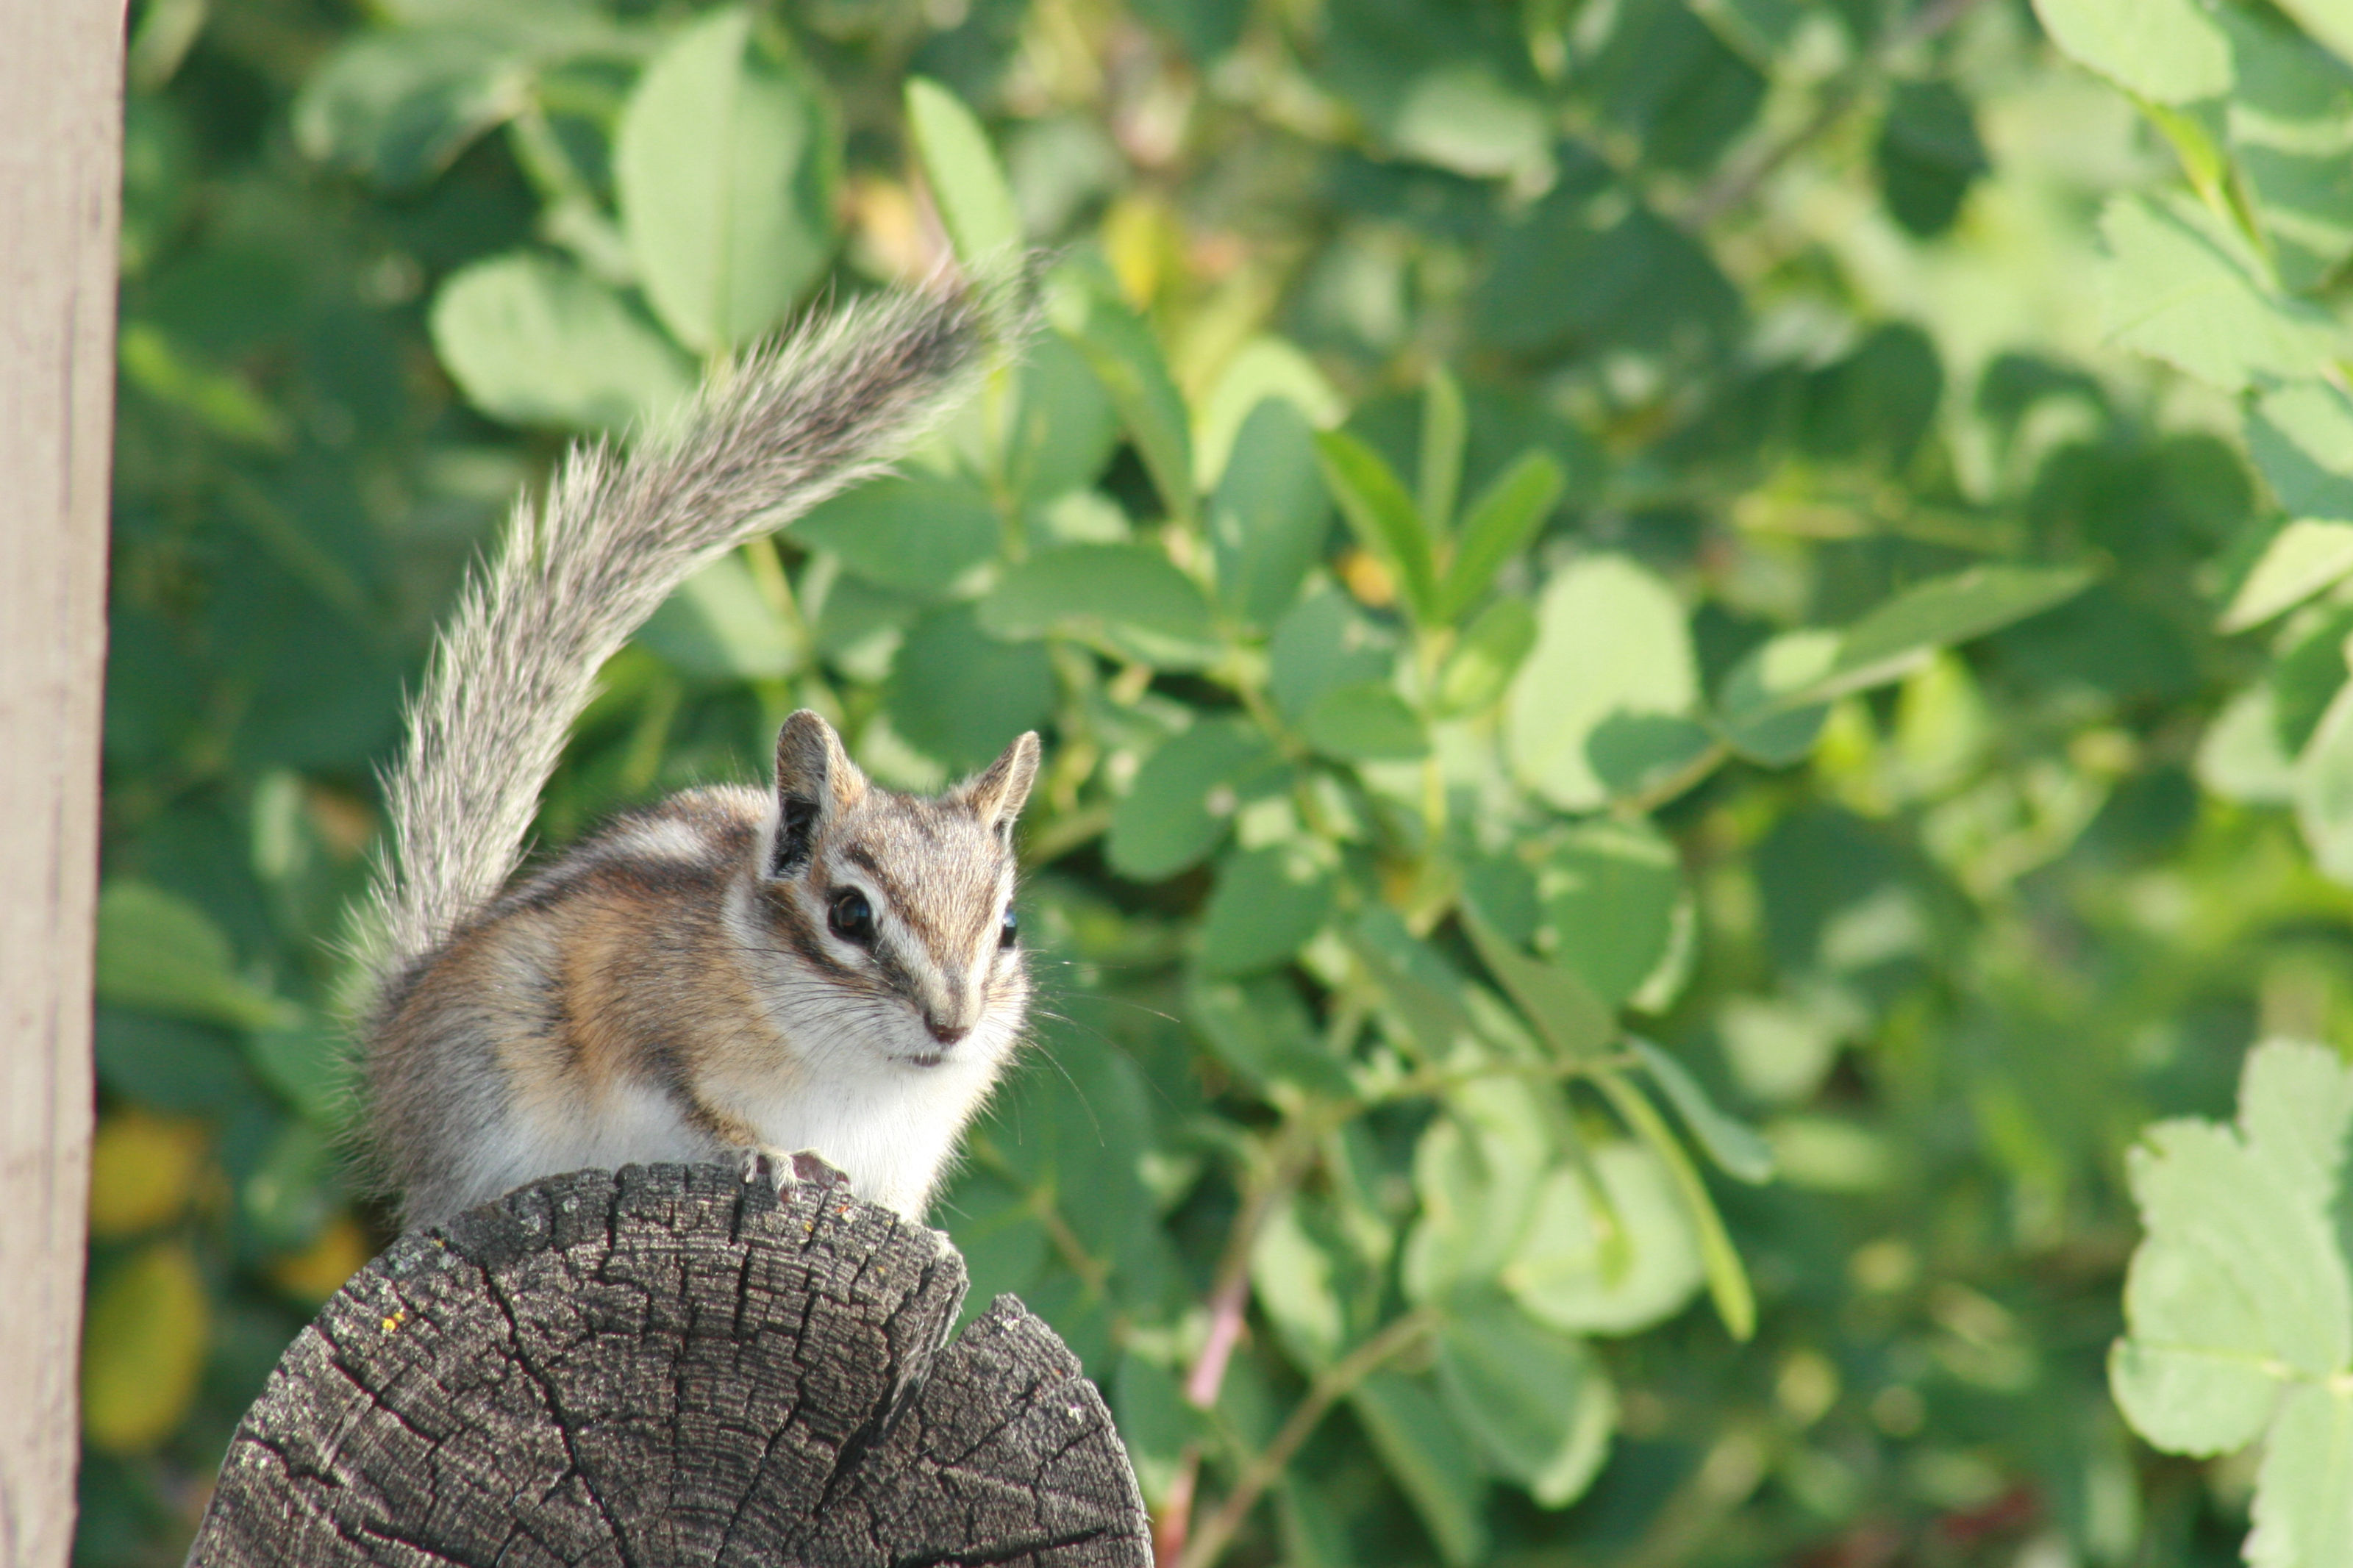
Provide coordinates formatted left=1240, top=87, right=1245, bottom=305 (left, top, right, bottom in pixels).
left=358, top=274, right=1021, bottom=1023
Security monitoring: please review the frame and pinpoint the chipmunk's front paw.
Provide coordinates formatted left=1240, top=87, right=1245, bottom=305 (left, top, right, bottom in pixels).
left=735, top=1147, right=844, bottom=1194
left=737, top=1146, right=800, bottom=1193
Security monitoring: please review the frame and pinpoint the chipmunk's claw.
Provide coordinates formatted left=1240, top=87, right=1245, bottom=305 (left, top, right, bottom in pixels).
left=736, top=1147, right=845, bottom=1195
left=737, top=1146, right=799, bottom=1193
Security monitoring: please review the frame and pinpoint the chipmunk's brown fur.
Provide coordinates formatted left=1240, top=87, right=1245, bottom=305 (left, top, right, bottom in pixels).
left=368, top=715, right=1038, bottom=1230
left=355, top=275, right=1042, bottom=1231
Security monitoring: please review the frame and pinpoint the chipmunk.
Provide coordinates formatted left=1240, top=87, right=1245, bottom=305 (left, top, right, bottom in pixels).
left=355, top=277, right=1042, bottom=1232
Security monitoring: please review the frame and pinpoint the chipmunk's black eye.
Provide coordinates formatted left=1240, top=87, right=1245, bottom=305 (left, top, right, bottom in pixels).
left=999, top=905, right=1018, bottom=948
left=828, top=887, right=876, bottom=946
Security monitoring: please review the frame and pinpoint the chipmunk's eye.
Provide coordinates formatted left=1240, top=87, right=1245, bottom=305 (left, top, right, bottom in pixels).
left=999, top=905, right=1018, bottom=948
left=828, top=887, right=876, bottom=946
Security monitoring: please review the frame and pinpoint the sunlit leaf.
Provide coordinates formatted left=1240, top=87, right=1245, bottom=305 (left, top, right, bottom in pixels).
left=2099, top=193, right=2340, bottom=392
left=1502, top=1141, right=1704, bottom=1336
left=1195, top=842, right=1338, bottom=976
left=1435, top=449, right=1563, bottom=623
left=1629, top=1037, right=1775, bottom=1184
left=95, top=881, right=297, bottom=1032
left=1048, top=260, right=1195, bottom=524
left=616, top=5, right=838, bottom=351
left=1107, top=719, right=1281, bottom=881
left=981, top=542, right=1221, bottom=668
left=1507, top=555, right=1698, bottom=812
left=905, top=76, right=1021, bottom=263
left=2032, top=0, right=2233, bottom=104
left=636, top=551, right=799, bottom=679
left=1317, top=429, right=1439, bottom=623
left=1435, top=1292, right=1616, bottom=1508
left=429, top=253, right=693, bottom=432
left=2112, top=1038, right=2353, bottom=1564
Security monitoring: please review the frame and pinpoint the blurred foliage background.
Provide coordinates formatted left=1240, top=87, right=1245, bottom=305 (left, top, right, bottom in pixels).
left=83, top=0, right=2353, bottom=1562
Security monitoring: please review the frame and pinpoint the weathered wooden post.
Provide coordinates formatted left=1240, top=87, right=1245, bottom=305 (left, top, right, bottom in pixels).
left=0, top=1, right=127, bottom=1563
left=187, top=1162, right=1149, bottom=1567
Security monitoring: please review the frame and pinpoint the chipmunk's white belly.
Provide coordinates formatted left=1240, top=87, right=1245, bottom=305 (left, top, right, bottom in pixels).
left=465, top=1043, right=1002, bottom=1221
left=739, top=1052, right=1001, bottom=1214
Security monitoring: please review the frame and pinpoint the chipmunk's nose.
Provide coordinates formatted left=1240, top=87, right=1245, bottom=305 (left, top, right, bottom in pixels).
left=926, top=1017, right=972, bottom=1045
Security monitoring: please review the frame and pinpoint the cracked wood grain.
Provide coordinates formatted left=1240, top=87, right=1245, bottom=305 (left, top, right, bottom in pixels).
left=185, top=1164, right=1149, bottom=1568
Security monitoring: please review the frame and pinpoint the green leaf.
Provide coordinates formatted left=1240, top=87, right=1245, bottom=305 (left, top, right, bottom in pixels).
left=1404, top=1078, right=1552, bottom=1304
left=940, top=1169, right=1049, bottom=1319
left=1107, top=718, right=1281, bottom=881
left=1418, top=366, right=1468, bottom=537
left=1186, top=970, right=1355, bottom=1099
left=1717, top=631, right=1836, bottom=764
left=635, top=551, right=799, bottom=679
left=1299, top=681, right=1428, bottom=762
left=95, top=882, right=297, bottom=1033
left=1003, top=332, right=1120, bottom=505
left=1195, top=843, right=1338, bottom=976
left=1435, top=450, right=1563, bottom=623
left=1629, top=1037, right=1775, bottom=1184
left=1727, top=568, right=2092, bottom=731
left=246, top=1018, right=354, bottom=1125
left=2251, top=382, right=2353, bottom=523
left=1193, top=336, right=1345, bottom=492
left=2112, top=1039, right=2353, bottom=1491
left=615, top=6, right=838, bottom=351
left=1502, top=1140, right=1705, bottom=1336
left=1434, top=597, right=1537, bottom=717
left=1270, top=589, right=1396, bottom=724
left=2250, top=1381, right=2353, bottom=1567
left=1595, top=1072, right=1757, bottom=1340
left=2222, top=6, right=2353, bottom=293
left=2201, top=684, right=2302, bottom=805
left=1535, top=819, right=1685, bottom=1011
left=1250, top=1194, right=1354, bottom=1370
left=882, top=601, right=1056, bottom=772
left=1115, top=1353, right=1207, bottom=1508
left=1460, top=910, right=1613, bottom=1062
left=1349, top=909, right=1475, bottom=1059
left=1348, top=1372, right=1492, bottom=1567
left=1047, top=262, right=1195, bottom=525
left=1435, top=1292, right=1616, bottom=1508
left=2294, top=676, right=2353, bottom=882
left=1318, top=429, right=1439, bottom=623
left=2030, top=0, right=2233, bottom=104
left=793, top=470, right=1001, bottom=597
left=293, top=29, right=528, bottom=187
left=1833, top=564, right=2091, bottom=692
left=979, top=543, right=1221, bottom=668
left=2099, top=193, right=2340, bottom=392
left=2221, top=521, right=2353, bottom=632
left=2272, top=0, right=2353, bottom=73
left=429, top=252, right=693, bottom=432
left=904, top=77, right=1021, bottom=263
left=1506, top=554, right=1698, bottom=812
left=1209, top=398, right=1332, bottom=629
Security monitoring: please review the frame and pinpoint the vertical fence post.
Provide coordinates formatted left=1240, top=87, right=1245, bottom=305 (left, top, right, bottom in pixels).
left=0, top=1, right=127, bottom=1563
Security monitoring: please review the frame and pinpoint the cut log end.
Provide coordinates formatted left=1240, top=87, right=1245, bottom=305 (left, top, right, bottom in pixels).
left=186, top=1162, right=1150, bottom=1568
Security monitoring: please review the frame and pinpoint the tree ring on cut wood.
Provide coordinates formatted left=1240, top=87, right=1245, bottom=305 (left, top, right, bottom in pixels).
left=186, top=1161, right=1149, bottom=1568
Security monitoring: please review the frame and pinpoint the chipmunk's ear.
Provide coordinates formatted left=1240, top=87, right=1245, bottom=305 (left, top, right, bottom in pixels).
left=771, top=711, right=865, bottom=876
left=956, top=731, right=1041, bottom=842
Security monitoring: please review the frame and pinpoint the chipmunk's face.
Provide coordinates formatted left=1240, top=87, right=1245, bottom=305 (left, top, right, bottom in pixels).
left=746, top=711, right=1040, bottom=1072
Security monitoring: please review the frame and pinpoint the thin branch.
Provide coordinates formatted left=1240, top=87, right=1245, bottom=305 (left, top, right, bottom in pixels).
left=1174, top=1309, right=1444, bottom=1568
left=1677, top=0, right=1990, bottom=233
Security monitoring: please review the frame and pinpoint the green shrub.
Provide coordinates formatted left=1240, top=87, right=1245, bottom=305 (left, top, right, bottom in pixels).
left=90, top=1, right=2353, bottom=1564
